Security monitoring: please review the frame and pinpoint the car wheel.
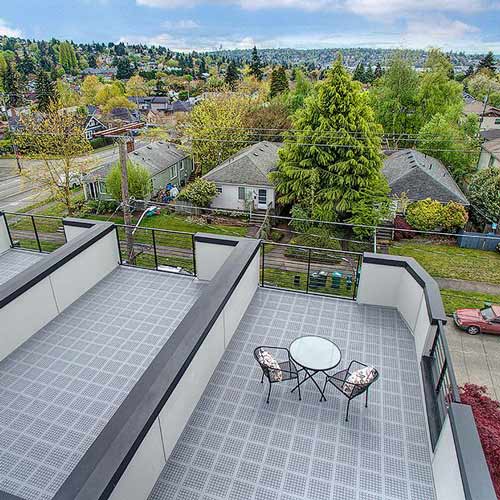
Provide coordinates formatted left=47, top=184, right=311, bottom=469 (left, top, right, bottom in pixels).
left=466, top=325, right=481, bottom=335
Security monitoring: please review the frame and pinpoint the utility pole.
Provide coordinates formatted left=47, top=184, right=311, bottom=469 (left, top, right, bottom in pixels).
left=1, top=93, right=22, bottom=173
left=118, top=137, right=135, bottom=264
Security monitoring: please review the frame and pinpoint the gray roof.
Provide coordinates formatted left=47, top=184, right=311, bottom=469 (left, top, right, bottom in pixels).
left=383, top=149, right=469, bottom=205
left=482, top=138, right=500, bottom=159
left=83, top=141, right=188, bottom=182
left=202, top=141, right=281, bottom=187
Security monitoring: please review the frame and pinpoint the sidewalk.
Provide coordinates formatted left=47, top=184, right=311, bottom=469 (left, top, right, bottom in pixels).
left=436, top=277, right=500, bottom=295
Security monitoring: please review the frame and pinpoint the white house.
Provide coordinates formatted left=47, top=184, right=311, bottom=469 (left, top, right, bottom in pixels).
left=202, top=141, right=281, bottom=211
left=478, top=138, right=500, bottom=170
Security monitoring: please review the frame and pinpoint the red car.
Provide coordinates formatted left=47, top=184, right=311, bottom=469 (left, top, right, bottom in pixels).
left=454, top=305, right=500, bottom=335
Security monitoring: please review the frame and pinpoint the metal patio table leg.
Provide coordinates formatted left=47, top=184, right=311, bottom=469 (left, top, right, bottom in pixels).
left=291, top=368, right=328, bottom=402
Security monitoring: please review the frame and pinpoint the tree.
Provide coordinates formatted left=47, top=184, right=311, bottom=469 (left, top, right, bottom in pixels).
left=269, top=66, right=288, bottom=98
left=181, top=92, right=251, bottom=175
left=81, top=75, right=104, bottom=105
left=353, top=63, right=365, bottom=83
left=58, top=41, right=78, bottom=73
left=370, top=53, right=420, bottom=138
left=126, top=75, right=148, bottom=97
left=417, top=111, right=480, bottom=185
left=465, top=65, right=475, bottom=78
left=15, top=105, right=92, bottom=215
left=249, top=46, right=263, bottom=81
left=478, top=51, right=496, bottom=74
left=286, top=68, right=313, bottom=113
left=467, top=72, right=500, bottom=107
left=245, top=98, right=292, bottom=142
left=35, top=70, right=57, bottom=112
left=374, top=63, right=383, bottom=80
left=116, top=57, right=134, bottom=80
left=178, top=178, right=218, bottom=207
left=468, top=167, right=500, bottom=224
left=271, top=58, right=389, bottom=229
left=56, top=80, right=81, bottom=107
left=105, top=160, right=151, bottom=201
left=416, top=48, right=463, bottom=127
left=364, top=65, right=374, bottom=84
left=224, top=60, right=240, bottom=88
left=2, top=60, right=23, bottom=107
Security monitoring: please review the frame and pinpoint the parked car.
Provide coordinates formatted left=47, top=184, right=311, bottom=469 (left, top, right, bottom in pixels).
left=56, top=171, right=82, bottom=189
left=453, top=305, right=500, bottom=335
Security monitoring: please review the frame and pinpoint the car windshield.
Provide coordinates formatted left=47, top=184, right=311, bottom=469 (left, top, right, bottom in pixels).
left=481, top=307, right=495, bottom=320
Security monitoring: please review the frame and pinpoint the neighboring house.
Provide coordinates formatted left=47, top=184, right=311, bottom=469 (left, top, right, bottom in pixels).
left=166, top=100, right=193, bottom=113
left=82, top=141, right=193, bottom=200
left=202, top=141, right=281, bottom=211
left=83, top=114, right=107, bottom=140
left=383, top=149, right=469, bottom=207
left=128, top=96, right=170, bottom=113
left=82, top=67, right=117, bottom=80
left=463, top=93, right=500, bottom=131
left=478, top=138, right=500, bottom=169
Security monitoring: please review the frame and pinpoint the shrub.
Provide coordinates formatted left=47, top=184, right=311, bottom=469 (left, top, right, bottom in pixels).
left=178, top=178, right=218, bottom=207
left=290, top=205, right=312, bottom=233
left=285, top=227, right=342, bottom=263
left=406, top=199, right=443, bottom=230
left=460, top=384, right=500, bottom=497
left=441, top=201, right=468, bottom=231
left=394, top=215, right=416, bottom=241
left=468, top=167, right=500, bottom=226
left=105, top=161, right=152, bottom=202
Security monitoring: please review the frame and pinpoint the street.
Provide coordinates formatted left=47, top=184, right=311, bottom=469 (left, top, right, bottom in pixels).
left=0, top=141, right=145, bottom=212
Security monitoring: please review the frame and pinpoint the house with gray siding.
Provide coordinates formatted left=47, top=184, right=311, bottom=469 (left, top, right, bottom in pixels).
left=83, top=141, right=193, bottom=200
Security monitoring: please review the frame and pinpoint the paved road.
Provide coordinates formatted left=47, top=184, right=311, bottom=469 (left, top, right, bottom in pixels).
left=0, top=141, right=145, bottom=213
left=446, top=322, right=500, bottom=400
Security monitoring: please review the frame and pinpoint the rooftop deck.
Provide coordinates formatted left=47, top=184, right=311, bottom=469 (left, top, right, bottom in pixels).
left=148, top=288, right=435, bottom=500
left=0, top=249, right=44, bottom=286
left=0, top=267, right=203, bottom=500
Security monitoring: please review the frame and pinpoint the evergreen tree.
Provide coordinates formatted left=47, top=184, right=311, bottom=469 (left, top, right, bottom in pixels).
left=249, top=46, right=263, bottom=81
left=364, top=65, right=374, bottom=83
left=374, top=63, right=383, bottom=80
left=478, top=51, right=496, bottom=73
left=269, top=66, right=289, bottom=98
left=35, top=70, right=57, bottom=112
left=464, top=65, right=475, bottom=78
left=58, top=41, right=78, bottom=73
left=3, top=61, right=22, bottom=107
left=116, top=57, right=134, bottom=79
left=271, top=58, right=389, bottom=230
left=353, top=63, right=365, bottom=83
left=224, top=60, right=240, bottom=88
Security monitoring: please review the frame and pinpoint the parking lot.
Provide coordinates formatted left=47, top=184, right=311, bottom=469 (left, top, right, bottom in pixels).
left=446, top=322, right=500, bottom=401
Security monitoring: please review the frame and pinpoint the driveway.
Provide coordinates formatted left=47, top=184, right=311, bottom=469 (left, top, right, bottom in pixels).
left=445, top=321, right=500, bottom=401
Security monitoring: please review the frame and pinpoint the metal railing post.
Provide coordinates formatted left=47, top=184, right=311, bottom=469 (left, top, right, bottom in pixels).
left=260, top=242, right=265, bottom=287
left=306, top=248, right=311, bottom=294
left=373, top=230, right=377, bottom=253
left=32, top=215, right=42, bottom=253
left=191, top=234, right=197, bottom=277
left=152, top=229, right=158, bottom=270
left=115, top=226, right=123, bottom=265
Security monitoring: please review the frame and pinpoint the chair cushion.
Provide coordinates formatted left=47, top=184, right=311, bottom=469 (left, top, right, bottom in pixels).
left=343, top=366, right=376, bottom=396
left=257, top=349, right=282, bottom=382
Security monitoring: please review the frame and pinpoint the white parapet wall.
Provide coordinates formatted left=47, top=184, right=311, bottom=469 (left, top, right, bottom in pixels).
left=0, top=222, right=120, bottom=361
left=0, top=213, right=11, bottom=253
left=105, top=235, right=261, bottom=500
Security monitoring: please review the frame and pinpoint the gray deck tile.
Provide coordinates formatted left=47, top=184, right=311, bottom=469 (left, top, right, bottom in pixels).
left=0, top=249, right=44, bottom=286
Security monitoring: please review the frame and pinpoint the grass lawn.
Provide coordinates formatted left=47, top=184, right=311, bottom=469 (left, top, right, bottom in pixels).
left=390, top=240, right=500, bottom=284
left=441, top=289, right=500, bottom=315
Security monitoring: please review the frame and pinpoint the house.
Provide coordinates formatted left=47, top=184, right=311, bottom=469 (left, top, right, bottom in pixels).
left=83, top=113, right=107, bottom=140
left=166, top=100, right=193, bottom=113
left=127, top=96, right=170, bottom=113
left=82, top=66, right=117, bottom=80
left=463, top=93, right=500, bottom=131
left=82, top=141, right=193, bottom=200
left=202, top=141, right=281, bottom=211
left=477, top=138, right=500, bottom=169
left=383, top=149, right=469, bottom=206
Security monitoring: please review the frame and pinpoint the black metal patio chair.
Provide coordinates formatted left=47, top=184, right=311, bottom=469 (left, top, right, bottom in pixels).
left=323, top=360, right=379, bottom=421
left=254, top=346, right=301, bottom=404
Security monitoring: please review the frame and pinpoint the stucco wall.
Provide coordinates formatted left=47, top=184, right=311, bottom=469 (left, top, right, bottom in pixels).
left=210, top=184, right=275, bottom=211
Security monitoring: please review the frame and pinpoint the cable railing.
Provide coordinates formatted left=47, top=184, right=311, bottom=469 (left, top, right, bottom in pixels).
left=114, top=224, right=197, bottom=276
left=3, top=211, right=66, bottom=253
left=260, top=241, right=362, bottom=299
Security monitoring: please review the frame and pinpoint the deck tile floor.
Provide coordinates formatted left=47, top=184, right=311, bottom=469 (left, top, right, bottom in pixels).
left=0, top=249, right=44, bottom=286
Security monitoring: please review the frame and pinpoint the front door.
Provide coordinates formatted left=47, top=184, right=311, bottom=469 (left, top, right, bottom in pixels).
left=257, top=189, right=267, bottom=209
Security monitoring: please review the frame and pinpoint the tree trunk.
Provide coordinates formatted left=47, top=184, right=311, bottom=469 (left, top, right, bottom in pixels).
left=119, top=140, right=135, bottom=264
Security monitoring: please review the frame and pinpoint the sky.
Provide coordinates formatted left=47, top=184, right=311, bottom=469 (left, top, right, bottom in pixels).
left=1, top=0, right=500, bottom=53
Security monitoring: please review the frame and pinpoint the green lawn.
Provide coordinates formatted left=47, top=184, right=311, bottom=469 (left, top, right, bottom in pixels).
left=441, top=288, right=500, bottom=315
left=389, top=240, right=500, bottom=284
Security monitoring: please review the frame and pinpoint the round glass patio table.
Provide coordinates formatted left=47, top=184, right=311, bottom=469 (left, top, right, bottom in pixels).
left=289, top=335, right=341, bottom=401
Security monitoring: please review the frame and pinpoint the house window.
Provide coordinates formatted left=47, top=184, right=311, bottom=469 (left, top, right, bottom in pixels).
left=238, top=187, right=246, bottom=200
left=216, top=186, right=223, bottom=194
left=169, top=166, right=177, bottom=179
left=495, top=118, right=500, bottom=125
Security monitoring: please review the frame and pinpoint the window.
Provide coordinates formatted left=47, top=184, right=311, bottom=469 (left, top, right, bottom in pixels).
left=169, top=166, right=177, bottom=179
left=495, top=118, right=500, bottom=125
left=238, top=187, right=246, bottom=200
left=216, top=186, right=223, bottom=194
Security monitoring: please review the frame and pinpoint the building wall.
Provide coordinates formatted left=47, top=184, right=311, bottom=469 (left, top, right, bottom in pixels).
left=152, top=157, right=193, bottom=192
left=210, top=184, right=275, bottom=211
left=478, top=148, right=500, bottom=170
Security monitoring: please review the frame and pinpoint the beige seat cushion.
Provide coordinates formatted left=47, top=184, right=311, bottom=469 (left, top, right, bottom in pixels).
left=257, top=349, right=283, bottom=382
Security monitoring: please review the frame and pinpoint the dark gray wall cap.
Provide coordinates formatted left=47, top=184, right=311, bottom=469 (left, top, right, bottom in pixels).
left=194, top=232, right=248, bottom=247
left=62, top=218, right=103, bottom=228
left=0, top=222, right=116, bottom=309
left=449, top=402, right=497, bottom=500
left=52, top=237, right=261, bottom=500
left=362, top=253, right=447, bottom=325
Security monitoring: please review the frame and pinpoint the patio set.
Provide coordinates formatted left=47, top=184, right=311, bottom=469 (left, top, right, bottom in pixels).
left=254, top=336, right=379, bottom=421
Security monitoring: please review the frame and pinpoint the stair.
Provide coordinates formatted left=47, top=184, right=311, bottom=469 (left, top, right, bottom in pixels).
left=249, top=211, right=267, bottom=225
left=375, top=222, right=394, bottom=241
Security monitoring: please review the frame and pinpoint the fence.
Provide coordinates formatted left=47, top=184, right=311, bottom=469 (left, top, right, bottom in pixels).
left=423, top=320, right=461, bottom=449
left=3, top=212, right=66, bottom=253
left=457, top=231, right=500, bottom=251
left=115, top=224, right=196, bottom=276
left=260, top=241, right=362, bottom=300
